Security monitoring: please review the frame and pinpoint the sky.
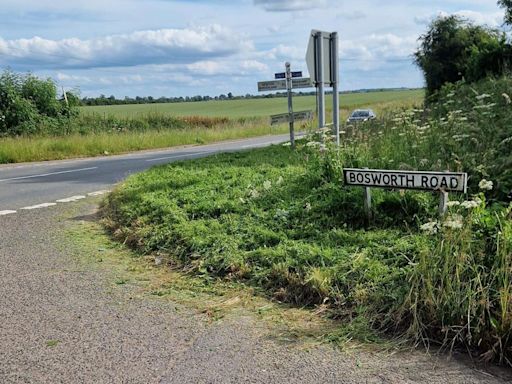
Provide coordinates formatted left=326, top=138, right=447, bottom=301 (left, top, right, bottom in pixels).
left=0, top=0, right=506, bottom=98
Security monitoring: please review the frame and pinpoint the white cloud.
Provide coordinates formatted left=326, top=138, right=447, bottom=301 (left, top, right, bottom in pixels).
left=254, top=0, right=327, bottom=12
left=0, top=25, right=253, bottom=69
left=415, top=10, right=504, bottom=27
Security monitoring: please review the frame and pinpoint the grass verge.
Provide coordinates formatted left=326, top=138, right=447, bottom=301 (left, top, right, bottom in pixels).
left=100, top=79, right=512, bottom=366
left=0, top=123, right=288, bottom=163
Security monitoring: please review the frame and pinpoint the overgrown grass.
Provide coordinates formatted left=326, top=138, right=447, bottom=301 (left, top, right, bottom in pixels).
left=0, top=120, right=287, bottom=163
left=101, top=77, right=512, bottom=365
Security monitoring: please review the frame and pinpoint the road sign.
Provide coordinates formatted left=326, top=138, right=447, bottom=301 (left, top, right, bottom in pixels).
left=270, top=110, right=313, bottom=125
left=306, top=30, right=333, bottom=85
left=275, top=72, right=286, bottom=79
left=258, top=80, right=286, bottom=92
left=258, top=78, right=312, bottom=92
left=343, top=168, right=467, bottom=193
left=291, top=77, right=313, bottom=89
left=291, top=71, right=302, bottom=78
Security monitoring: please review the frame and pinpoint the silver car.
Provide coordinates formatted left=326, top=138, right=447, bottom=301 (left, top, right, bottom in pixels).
left=346, top=109, right=376, bottom=123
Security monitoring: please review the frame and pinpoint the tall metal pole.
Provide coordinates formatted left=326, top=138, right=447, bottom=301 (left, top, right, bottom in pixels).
left=285, top=62, right=295, bottom=148
left=315, top=31, right=325, bottom=129
left=331, top=32, right=340, bottom=146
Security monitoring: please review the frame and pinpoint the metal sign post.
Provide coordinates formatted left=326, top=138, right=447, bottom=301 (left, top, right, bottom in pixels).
left=315, top=31, right=325, bottom=129
left=285, top=62, right=295, bottom=148
left=306, top=30, right=340, bottom=145
left=330, top=32, right=340, bottom=146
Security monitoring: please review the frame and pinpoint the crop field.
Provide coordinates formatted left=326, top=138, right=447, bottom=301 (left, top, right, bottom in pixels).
left=80, top=89, right=424, bottom=119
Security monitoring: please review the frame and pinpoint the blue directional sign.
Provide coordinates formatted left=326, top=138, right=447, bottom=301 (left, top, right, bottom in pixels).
left=291, top=71, right=303, bottom=78
left=275, top=72, right=286, bottom=79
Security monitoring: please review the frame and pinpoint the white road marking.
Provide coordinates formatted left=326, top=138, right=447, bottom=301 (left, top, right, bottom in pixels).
left=0, top=210, right=16, bottom=216
left=87, top=190, right=110, bottom=196
left=145, top=151, right=213, bottom=163
left=56, top=195, right=86, bottom=203
left=21, top=203, right=57, bottom=210
left=0, top=167, right=98, bottom=182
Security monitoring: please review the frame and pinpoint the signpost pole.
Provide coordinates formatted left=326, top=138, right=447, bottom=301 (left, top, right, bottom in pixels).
left=285, top=62, right=295, bottom=148
left=315, top=31, right=325, bottom=129
left=330, top=32, right=340, bottom=146
left=363, top=167, right=372, bottom=223
left=439, top=190, right=448, bottom=216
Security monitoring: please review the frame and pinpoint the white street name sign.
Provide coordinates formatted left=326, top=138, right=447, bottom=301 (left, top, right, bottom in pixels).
left=258, top=80, right=287, bottom=92
left=343, top=168, right=467, bottom=193
left=292, top=77, right=313, bottom=89
left=258, top=78, right=313, bottom=92
left=270, top=110, right=313, bottom=125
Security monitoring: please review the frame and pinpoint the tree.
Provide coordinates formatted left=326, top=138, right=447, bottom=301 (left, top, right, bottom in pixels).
left=498, top=0, right=512, bottom=25
left=415, top=15, right=508, bottom=95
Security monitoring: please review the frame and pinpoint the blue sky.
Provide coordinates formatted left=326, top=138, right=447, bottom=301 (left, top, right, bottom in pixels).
left=0, top=0, right=506, bottom=98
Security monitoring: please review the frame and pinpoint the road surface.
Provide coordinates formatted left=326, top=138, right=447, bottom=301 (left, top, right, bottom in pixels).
left=0, top=134, right=292, bottom=214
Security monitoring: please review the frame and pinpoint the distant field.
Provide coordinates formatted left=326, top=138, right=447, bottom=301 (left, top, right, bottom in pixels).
left=80, top=89, right=424, bottom=119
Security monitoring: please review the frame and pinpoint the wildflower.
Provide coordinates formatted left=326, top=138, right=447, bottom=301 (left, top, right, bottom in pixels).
left=419, top=159, right=429, bottom=166
left=446, top=201, right=460, bottom=207
left=478, top=179, right=493, bottom=191
left=398, top=133, right=406, bottom=137
left=306, top=141, right=321, bottom=147
left=420, top=221, right=438, bottom=235
left=282, top=142, right=292, bottom=147
left=443, top=214, right=463, bottom=230
left=475, top=93, right=491, bottom=100
left=276, top=176, right=284, bottom=185
left=263, top=180, right=272, bottom=190
left=304, top=202, right=312, bottom=211
left=461, top=200, right=479, bottom=209
left=502, top=93, right=511, bottom=105
left=319, top=144, right=327, bottom=153
left=249, top=189, right=259, bottom=199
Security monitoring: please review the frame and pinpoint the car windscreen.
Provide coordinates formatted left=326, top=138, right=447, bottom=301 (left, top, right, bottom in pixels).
left=351, top=111, right=370, bottom=117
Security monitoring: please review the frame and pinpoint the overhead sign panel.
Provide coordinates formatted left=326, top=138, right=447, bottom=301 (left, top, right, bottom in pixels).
left=270, top=110, right=313, bottom=125
left=291, top=71, right=303, bottom=78
left=343, top=168, right=467, bottom=193
left=275, top=72, right=286, bottom=79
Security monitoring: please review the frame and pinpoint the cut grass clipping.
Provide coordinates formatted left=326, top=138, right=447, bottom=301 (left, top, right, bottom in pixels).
left=102, top=77, right=511, bottom=366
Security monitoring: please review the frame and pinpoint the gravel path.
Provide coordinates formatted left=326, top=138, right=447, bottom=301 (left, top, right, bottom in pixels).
left=1, top=202, right=511, bottom=383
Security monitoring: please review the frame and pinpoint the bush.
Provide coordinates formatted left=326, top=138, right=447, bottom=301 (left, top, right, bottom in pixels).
left=0, top=70, right=78, bottom=136
left=414, top=16, right=511, bottom=96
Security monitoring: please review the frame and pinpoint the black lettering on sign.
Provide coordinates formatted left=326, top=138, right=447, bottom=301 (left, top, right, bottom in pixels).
left=371, top=173, right=382, bottom=184
left=391, top=174, right=398, bottom=186
left=430, top=177, right=438, bottom=188
left=406, top=175, right=415, bottom=187
left=421, top=176, right=429, bottom=188
left=364, top=173, right=371, bottom=184
left=440, top=176, right=448, bottom=189
left=398, top=174, right=405, bottom=186
left=349, top=172, right=356, bottom=183
left=383, top=174, right=390, bottom=185
left=450, top=177, right=458, bottom=189
left=356, top=173, right=364, bottom=183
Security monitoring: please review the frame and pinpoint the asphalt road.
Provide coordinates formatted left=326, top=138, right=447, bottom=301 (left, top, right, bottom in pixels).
left=0, top=134, right=293, bottom=213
